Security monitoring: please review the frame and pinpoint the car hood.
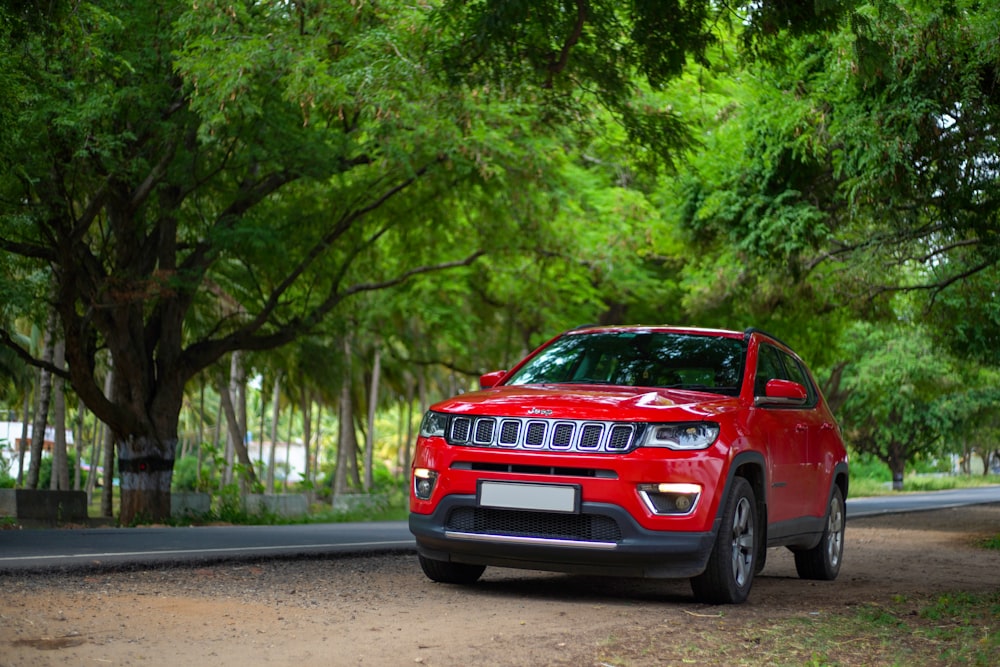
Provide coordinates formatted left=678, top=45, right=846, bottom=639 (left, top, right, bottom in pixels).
left=431, top=384, right=740, bottom=422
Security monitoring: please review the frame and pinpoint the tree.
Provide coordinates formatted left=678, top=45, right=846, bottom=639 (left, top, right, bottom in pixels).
left=0, top=1, right=559, bottom=523
left=937, top=372, right=1000, bottom=476
left=666, top=2, right=1000, bottom=341
left=433, top=0, right=855, bottom=163
left=836, top=322, right=958, bottom=489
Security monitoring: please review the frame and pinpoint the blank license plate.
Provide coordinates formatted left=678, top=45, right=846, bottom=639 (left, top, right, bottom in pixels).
left=479, top=482, right=578, bottom=513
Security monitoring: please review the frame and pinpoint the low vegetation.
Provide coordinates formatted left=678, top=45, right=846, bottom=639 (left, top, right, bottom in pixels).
left=595, top=586, right=1000, bottom=667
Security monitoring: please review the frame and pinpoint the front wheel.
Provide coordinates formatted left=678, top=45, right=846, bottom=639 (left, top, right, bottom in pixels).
left=418, top=554, right=485, bottom=585
left=794, top=485, right=845, bottom=580
left=690, top=477, right=757, bottom=604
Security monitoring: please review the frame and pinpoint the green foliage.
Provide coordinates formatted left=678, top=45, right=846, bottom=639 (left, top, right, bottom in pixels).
left=848, top=451, right=893, bottom=483
left=836, top=321, right=961, bottom=477
left=0, top=440, right=14, bottom=488
left=3, top=0, right=1000, bottom=526
left=928, top=267, right=1000, bottom=366
left=36, top=452, right=88, bottom=491
left=171, top=453, right=215, bottom=493
left=655, top=1, right=1000, bottom=361
left=432, top=0, right=857, bottom=165
left=212, top=485, right=258, bottom=524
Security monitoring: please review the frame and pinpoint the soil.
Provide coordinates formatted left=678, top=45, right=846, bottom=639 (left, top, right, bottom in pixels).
left=2, top=504, right=999, bottom=667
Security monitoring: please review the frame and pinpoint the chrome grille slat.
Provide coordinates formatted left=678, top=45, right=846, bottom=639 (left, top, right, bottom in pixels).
left=446, top=416, right=639, bottom=453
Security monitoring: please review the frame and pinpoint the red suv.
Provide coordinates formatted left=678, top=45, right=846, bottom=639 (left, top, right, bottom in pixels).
left=409, top=326, right=848, bottom=603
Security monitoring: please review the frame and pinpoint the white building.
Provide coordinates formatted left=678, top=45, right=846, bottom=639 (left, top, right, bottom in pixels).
left=0, top=421, right=76, bottom=478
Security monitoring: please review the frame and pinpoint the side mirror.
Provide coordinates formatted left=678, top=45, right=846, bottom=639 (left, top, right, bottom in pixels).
left=755, top=378, right=808, bottom=407
left=479, top=370, right=508, bottom=390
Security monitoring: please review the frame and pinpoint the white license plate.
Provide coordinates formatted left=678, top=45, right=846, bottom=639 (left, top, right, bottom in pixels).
left=479, top=482, right=579, bottom=513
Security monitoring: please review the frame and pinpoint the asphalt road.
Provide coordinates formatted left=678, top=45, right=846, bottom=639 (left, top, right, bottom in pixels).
left=0, top=521, right=414, bottom=572
left=1, top=486, right=998, bottom=573
left=845, top=485, right=1000, bottom=518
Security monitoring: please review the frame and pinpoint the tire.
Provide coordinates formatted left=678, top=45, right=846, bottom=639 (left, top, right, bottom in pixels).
left=690, top=477, right=757, bottom=604
left=418, top=554, right=485, bottom=585
left=794, top=485, right=845, bottom=581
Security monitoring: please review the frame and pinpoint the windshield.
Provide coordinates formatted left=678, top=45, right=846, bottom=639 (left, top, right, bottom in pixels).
left=505, top=331, right=746, bottom=395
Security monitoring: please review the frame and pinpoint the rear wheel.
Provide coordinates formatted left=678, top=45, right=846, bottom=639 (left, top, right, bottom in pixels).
left=794, top=485, right=845, bottom=580
left=418, top=554, right=486, bottom=585
left=690, top=477, right=757, bottom=604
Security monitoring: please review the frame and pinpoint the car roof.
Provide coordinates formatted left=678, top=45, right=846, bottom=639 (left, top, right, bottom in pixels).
left=564, top=325, right=746, bottom=340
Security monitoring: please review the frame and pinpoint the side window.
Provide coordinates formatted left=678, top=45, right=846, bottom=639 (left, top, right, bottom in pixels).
left=754, top=345, right=785, bottom=396
left=780, top=352, right=818, bottom=405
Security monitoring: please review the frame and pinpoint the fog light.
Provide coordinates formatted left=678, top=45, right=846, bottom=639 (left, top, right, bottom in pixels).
left=637, top=483, right=701, bottom=515
left=413, top=468, right=438, bottom=501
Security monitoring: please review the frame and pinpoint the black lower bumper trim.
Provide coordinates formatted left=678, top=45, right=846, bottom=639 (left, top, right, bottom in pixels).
left=409, top=496, right=718, bottom=579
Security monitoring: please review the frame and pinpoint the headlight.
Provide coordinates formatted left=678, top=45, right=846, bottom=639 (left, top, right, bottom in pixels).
left=640, top=422, right=720, bottom=450
left=419, top=411, right=448, bottom=438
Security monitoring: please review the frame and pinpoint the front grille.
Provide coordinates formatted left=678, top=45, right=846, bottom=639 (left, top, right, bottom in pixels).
left=447, top=416, right=641, bottom=454
left=446, top=507, right=622, bottom=543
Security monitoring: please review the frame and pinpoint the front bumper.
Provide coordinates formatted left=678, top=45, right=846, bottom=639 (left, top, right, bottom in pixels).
left=409, top=494, right=720, bottom=579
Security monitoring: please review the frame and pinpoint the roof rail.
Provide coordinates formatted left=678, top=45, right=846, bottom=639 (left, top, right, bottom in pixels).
left=743, top=327, right=794, bottom=350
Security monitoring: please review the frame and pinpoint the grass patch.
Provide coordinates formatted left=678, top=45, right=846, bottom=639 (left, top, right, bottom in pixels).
left=850, top=474, right=1000, bottom=498
left=81, top=484, right=407, bottom=526
left=982, top=534, right=1000, bottom=550
left=596, top=593, right=1000, bottom=666
left=164, top=490, right=408, bottom=527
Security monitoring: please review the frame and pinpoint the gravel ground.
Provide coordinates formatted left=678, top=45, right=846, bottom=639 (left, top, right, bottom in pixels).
left=2, top=504, right=1000, bottom=666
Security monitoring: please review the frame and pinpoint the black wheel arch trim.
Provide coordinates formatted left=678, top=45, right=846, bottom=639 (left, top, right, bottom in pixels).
left=720, top=450, right=768, bottom=563
left=832, top=461, right=849, bottom=502
left=724, top=450, right=768, bottom=508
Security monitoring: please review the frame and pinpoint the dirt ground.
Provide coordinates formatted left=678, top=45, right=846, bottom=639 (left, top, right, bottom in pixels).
left=2, top=504, right=999, bottom=667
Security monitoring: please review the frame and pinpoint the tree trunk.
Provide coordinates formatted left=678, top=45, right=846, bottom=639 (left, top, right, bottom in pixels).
left=334, top=393, right=358, bottom=497
left=402, top=377, right=415, bottom=480
left=218, top=356, right=258, bottom=489
left=334, top=336, right=355, bottom=497
left=301, top=384, right=312, bottom=501
left=16, top=389, right=31, bottom=487
left=100, top=366, right=115, bottom=519
left=887, top=441, right=906, bottom=491
left=118, top=434, right=175, bottom=524
left=51, top=337, right=69, bottom=491
left=222, top=360, right=236, bottom=486
left=196, top=379, right=206, bottom=489
left=26, top=314, right=56, bottom=489
left=258, top=380, right=266, bottom=468
left=978, top=448, right=990, bottom=476
left=212, top=392, right=223, bottom=452
left=364, top=343, right=381, bottom=492
left=283, top=402, right=295, bottom=491
left=86, top=418, right=101, bottom=505
left=236, top=355, right=248, bottom=466
left=267, top=372, right=282, bottom=494
left=74, top=401, right=87, bottom=492
left=113, top=369, right=188, bottom=525
left=396, top=390, right=405, bottom=475
left=313, top=403, right=323, bottom=492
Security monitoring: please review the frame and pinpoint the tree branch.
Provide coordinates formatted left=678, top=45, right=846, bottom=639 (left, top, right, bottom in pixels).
left=0, top=328, right=71, bottom=381
left=180, top=250, right=485, bottom=374
left=545, top=0, right=588, bottom=88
